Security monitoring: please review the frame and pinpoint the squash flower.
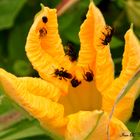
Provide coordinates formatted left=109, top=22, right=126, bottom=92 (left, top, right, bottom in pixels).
left=0, top=1, right=140, bottom=140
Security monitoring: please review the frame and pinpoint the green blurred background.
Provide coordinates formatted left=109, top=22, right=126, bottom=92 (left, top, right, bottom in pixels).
left=0, top=0, right=140, bottom=139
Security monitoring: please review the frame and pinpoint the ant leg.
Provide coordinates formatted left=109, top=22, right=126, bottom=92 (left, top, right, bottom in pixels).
left=83, top=74, right=87, bottom=81
left=100, top=38, right=104, bottom=43
left=51, top=72, right=55, bottom=76
left=100, top=38, right=105, bottom=44
left=100, top=38, right=104, bottom=41
left=81, top=67, right=86, bottom=75
left=102, top=32, right=106, bottom=36
left=63, top=77, right=67, bottom=81
left=53, top=75, right=57, bottom=78
left=88, top=65, right=93, bottom=74
left=81, top=67, right=87, bottom=80
left=89, top=68, right=93, bottom=74
left=105, top=26, right=109, bottom=30
left=90, top=69, right=94, bottom=76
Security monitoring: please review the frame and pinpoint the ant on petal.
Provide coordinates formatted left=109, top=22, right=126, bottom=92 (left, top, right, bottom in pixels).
left=64, top=43, right=78, bottom=62
left=42, top=16, right=48, bottom=23
left=101, top=25, right=114, bottom=45
left=54, top=67, right=72, bottom=81
left=71, top=77, right=81, bottom=87
left=39, top=27, right=47, bottom=37
left=38, top=16, right=48, bottom=38
left=83, top=67, right=94, bottom=82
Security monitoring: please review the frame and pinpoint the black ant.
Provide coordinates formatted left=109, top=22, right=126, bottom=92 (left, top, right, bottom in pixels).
left=101, top=25, right=114, bottom=45
left=42, top=16, right=48, bottom=23
left=64, top=43, right=78, bottom=62
left=83, top=68, right=94, bottom=82
left=71, top=77, right=81, bottom=87
left=39, top=27, right=47, bottom=37
left=38, top=16, right=48, bottom=38
left=54, top=67, right=72, bottom=80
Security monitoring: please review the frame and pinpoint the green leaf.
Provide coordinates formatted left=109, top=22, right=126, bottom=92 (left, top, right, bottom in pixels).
left=8, top=20, right=32, bottom=61
left=93, top=0, right=102, bottom=5
left=83, top=0, right=102, bottom=6
left=0, top=119, right=46, bottom=140
left=1, top=126, right=45, bottom=140
left=59, top=0, right=102, bottom=44
left=62, top=21, right=80, bottom=44
left=0, top=111, right=23, bottom=131
left=113, top=58, right=122, bottom=64
left=126, top=121, right=138, bottom=132
left=45, top=0, right=61, bottom=8
left=0, top=89, right=14, bottom=115
left=135, top=120, right=140, bottom=132
left=110, top=37, right=124, bottom=49
left=58, top=12, right=76, bottom=32
left=116, top=0, right=125, bottom=8
left=0, top=0, right=27, bottom=30
left=13, top=60, right=33, bottom=76
left=132, top=120, right=140, bottom=140
left=59, top=1, right=88, bottom=44
left=134, top=26, right=140, bottom=39
left=19, top=135, right=52, bottom=140
left=126, top=121, right=140, bottom=140
left=125, top=1, right=140, bottom=28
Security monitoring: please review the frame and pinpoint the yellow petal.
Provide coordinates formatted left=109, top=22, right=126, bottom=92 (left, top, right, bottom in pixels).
left=90, top=3, right=114, bottom=93
left=25, top=5, right=74, bottom=93
left=94, top=46, right=114, bottom=93
left=39, top=68, right=71, bottom=94
left=78, top=2, right=95, bottom=69
left=0, top=68, right=61, bottom=101
left=76, top=2, right=114, bottom=86
left=59, top=81, right=102, bottom=116
left=77, top=2, right=105, bottom=69
left=121, top=26, right=140, bottom=90
left=65, top=110, right=131, bottom=140
left=75, top=2, right=96, bottom=79
left=26, top=5, right=65, bottom=64
left=102, top=27, right=140, bottom=122
left=26, top=5, right=73, bottom=70
left=0, top=69, right=66, bottom=128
